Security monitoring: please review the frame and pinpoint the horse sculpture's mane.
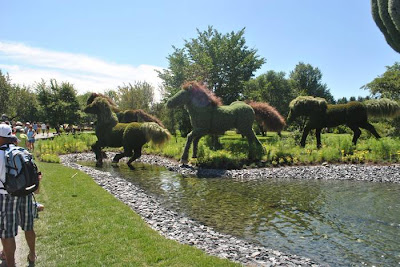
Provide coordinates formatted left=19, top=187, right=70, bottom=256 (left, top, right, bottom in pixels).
left=182, top=81, right=222, bottom=107
left=247, top=101, right=286, bottom=132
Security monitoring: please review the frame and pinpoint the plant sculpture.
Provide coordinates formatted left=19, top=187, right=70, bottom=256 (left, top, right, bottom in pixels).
left=166, top=81, right=266, bottom=163
left=287, top=96, right=400, bottom=148
left=84, top=96, right=170, bottom=168
left=86, top=93, right=165, bottom=127
left=247, top=101, right=286, bottom=136
left=371, top=0, right=400, bottom=53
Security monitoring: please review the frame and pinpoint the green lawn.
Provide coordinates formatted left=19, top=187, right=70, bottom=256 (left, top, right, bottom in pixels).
left=34, top=162, right=238, bottom=266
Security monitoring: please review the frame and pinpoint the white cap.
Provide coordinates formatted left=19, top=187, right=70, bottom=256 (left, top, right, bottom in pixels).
left=0, top=124, right=12, bottom=138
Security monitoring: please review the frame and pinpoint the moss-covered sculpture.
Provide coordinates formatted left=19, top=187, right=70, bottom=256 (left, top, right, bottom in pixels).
left=84, top=97, right=170, bottom=168
left=371, top=0, right=400, bottom=53
left=86, top=93, right=165, bottom=128
left=166, top=81, right=267, bottom=163
left=247, top=101, right=286, bottom=136
left=287, top=96, right=400, bottom=148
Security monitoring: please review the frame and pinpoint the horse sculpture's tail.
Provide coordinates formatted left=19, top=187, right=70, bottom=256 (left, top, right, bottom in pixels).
left=248, top=101, right=286, bottom=133
left=364, top=98, right=400, bottom=118
left=141, top=122, right=171, bottom=145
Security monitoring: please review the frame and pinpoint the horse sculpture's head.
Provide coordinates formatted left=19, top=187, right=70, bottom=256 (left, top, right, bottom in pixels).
left=287, top=96, right=328, bottom=122
left=86, top=92, right=120, bottom=113
left=84, top=97, right=119, bottom=123
left=166, top=81, right=222, bottom=109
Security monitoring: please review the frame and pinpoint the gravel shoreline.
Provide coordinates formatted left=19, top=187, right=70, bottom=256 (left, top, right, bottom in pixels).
left=60, top=153, right=400, bottom=266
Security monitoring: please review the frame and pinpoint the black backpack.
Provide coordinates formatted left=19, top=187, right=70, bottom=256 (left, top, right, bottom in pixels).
left=1, top=145, right=40, bottom=196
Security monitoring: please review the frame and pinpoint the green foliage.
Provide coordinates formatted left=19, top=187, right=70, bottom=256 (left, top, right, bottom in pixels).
left=36, top=79, right=81, bottom=131
left=371, top=0, right=400, bottom=53
left=39, top=153, right=61, bottom=163
left=159, top=26, right=265, bottom=105
left=362, top=62, right=400, bottom=99
left=243, top=70, right=294, bottom=116
left=144, top=131, right=400, bottom=168
left=116, top=81, right=155, bottom=111
left=0, top=70, right=11, bottom=116
left=289, top=62, right=335, bottom=103
left=35, top=133, right=97, bottom=157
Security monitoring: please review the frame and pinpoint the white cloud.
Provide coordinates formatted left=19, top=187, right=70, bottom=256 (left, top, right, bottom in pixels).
left=0, top=41, right=165, bottom=101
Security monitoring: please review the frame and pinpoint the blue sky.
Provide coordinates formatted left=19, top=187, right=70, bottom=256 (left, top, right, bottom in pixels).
left=1, top=0, right=399, bottom=101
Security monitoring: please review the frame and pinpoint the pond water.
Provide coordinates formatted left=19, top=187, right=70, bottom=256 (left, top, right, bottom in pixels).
left=82, top=161, right=400, bottom=266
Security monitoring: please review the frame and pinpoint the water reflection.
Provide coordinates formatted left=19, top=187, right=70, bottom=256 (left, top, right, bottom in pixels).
left=81, top=161, right=400, bottom=266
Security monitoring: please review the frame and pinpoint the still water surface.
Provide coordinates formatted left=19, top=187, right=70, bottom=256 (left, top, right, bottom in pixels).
left=83, top=162, right=400, bottom=266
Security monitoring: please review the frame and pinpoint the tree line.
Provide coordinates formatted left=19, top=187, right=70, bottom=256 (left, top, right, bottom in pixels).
left=1, top=26, right=399, bottom=135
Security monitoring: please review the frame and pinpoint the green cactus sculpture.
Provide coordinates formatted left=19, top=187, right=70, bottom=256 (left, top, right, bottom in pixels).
left=371, top=0, right=400, bottom=53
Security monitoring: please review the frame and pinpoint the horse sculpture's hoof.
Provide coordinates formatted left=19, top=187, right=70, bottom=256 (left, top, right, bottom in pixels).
left=180, top=158, right=189, bottom=164
left=127, top=164, right=136, bottom=170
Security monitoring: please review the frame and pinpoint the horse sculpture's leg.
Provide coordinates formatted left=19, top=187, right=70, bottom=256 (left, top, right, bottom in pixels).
left=127, top=147, right=142, bottom=170
left=244, top=130, right=263, bottom=160
left=92, top=142, right=103, bottom=167
left=348, top=125, right=361, bottom=145
left=300, top=126, right=312, bottom=147
left=112, top=152, right=127, bottom=164
left=315, top=128, right=322, bottom=148
left=192, top=135, right=203, bottom=158
left=181, top=131, right=194, bottom=164
left=360, top=122, right=381, bottom=139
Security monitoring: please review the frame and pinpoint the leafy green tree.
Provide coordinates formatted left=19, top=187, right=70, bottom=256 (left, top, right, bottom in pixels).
left=363, top=62, right=400, bottom=135
left=8, top=85, right=39, bottom=122
left=0, top=70, right=12, bottom=117
left=116, top=81, right=154, bottom=111
left=289, top=62, right=334, bottom=103
left=362, top=62, right=400, bottom=99
left=243, top=70, right=295, bottom=116
left=36, top=79, right=80, bottom=133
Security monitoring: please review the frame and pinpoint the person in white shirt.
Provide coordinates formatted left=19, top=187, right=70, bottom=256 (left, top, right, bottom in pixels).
left=0, top=124, right=38, bottom=266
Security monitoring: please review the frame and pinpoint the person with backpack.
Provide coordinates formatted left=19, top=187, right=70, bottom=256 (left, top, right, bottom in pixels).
left=0, top=124, right=39, bottom=266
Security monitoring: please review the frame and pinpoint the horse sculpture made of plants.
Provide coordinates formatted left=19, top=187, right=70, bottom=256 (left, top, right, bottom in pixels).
left=86, top=93, right=165, bottom=128
left=166, top=81, right=272, bottom=163
left=287, top=96, right=400, bottom=148
left=84, top=96, right=170, bottom=168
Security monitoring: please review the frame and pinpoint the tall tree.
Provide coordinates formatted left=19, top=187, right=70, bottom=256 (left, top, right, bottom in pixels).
left=362, top=62, right=400, bottom=99
left=0, top=70, right=12, bottom=117
left=116, top=81, right=154, bottom=111
left=243, top=70, right=294, bottom=116
left=159, top=26, right=265, bottom=104
left=36, top=79, right=80, bottom=132
left=289, top=62, right=334, bottom=103
left=8, top=85, right=39, bottom=122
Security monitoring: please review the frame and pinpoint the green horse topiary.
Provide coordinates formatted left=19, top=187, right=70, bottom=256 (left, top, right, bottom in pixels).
left=84, top=96, right=170, bottom=168
left=287, top=96, right=400, bottom=148
left=86, top=93, right=165, bottom=128
left=166, top=81, right=269, bottom=163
